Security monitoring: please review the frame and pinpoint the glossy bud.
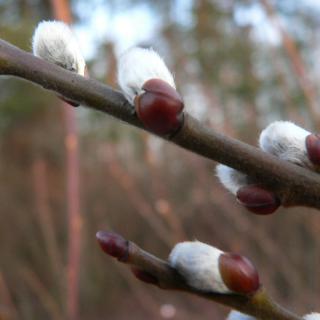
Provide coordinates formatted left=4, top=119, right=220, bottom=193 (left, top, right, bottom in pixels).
left=135, top=79, right=184, bottom=135
left=306, top=134, right=320, bottom=166
left=219, top=253, right=260, bottom=294
left=96, top=231, right=129, bottom=262
left=236, top=185, right=280, bottom=215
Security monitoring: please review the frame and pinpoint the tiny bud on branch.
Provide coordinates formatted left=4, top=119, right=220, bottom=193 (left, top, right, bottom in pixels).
left=236, top=185, right=280, bottom=215
left=131, top=267, right=159, bottom=285
left=96, top=231, right=129, bottom=262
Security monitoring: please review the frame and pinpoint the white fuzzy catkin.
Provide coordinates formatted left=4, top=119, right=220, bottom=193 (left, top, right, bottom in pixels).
left=32, top=20, right=85, bottom=75
left=117, top=47, right=175, bottom=104
left=259, top=121, right=312, bottom=168
left=168, top=241, right=230, bottom=293
left=304, top=313, right=320, bottom=320
left=216, top=164, right=249, bottom=195
left=216, top=121, right=313, bottom=195
left=226, top=311, right=256, bottom=320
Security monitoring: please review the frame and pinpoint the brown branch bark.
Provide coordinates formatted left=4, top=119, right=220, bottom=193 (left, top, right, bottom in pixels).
left=96, top=231, right=302, bottom=320
left=0, top=39, right=319, bottom=209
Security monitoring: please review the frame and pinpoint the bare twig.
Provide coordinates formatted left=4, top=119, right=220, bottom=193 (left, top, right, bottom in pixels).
left=96, top=231, right=302, bottom=320
left=104, top=146, right=174, bottom=246
left=0, top=39, right=319, bottom=209
left=142, top=135, right=187, bottom=241
left=20, top=268, right=63, bottom=320
left=32, top=158, right=64, bottom=292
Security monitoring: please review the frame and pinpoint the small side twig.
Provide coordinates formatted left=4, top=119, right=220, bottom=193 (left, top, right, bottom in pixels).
left=96, top=231, right=302, bottom=320
left=0, top=39, right=319, bottom=209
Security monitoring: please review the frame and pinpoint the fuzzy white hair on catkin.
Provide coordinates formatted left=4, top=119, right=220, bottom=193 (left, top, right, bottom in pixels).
left=117, top=46, right=175, bottom=104
left=259, top=121, right=312, bottom=168
left=168, top=241, right=230, bottom=293
left=226, top=310, right=256, bottom=320
left=304, top=313, right=320, bottom=320
left=216, top=164, right=249, bottom=195
left=32, top=20, right=85, bottom=76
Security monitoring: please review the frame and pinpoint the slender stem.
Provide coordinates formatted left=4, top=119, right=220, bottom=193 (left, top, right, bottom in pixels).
left=0, top=39, right=319, bottom=209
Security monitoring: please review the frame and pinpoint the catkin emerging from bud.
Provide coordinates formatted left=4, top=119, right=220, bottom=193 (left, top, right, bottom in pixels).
left=117, top=47, right=175, bottom=104
left=32, top=20, right=85, bottom=76
left=169, top=241, right=259, bottom=294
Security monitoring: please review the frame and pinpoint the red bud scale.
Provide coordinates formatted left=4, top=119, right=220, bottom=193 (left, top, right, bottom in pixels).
left=96, top=231, right=129, bottom=262
left=134, top=78, right=184, bottom=135
left=131, top=267, right=159, bottom=285
left=219, top=253, right=260, bottom=294
left=236, top=185, right=280, bottom=215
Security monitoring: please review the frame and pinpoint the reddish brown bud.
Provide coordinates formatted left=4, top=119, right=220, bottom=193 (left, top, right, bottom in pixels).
left=236, top=185, right=280, bottom=215
left=135, top=78, right=184, bottom=135
left=131, top=267, right=159, bottom=285
left=306, top=134, right=320, bottom=166
left=219, top=253, right=260, bottom=294
left=96, top=231, right=129, bottom=262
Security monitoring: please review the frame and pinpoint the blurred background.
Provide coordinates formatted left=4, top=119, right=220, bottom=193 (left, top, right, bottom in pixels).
left=0, top=0, right=320, bottom=319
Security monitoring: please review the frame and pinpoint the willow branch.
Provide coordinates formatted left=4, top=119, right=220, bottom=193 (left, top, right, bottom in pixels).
left=0, top=39, right=319, bottom=209
left=96, top=231, right=302, bottom=320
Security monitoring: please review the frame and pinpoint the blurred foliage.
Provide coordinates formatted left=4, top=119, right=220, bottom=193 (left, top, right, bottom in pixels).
left=0, top=1, right=320, bottom=320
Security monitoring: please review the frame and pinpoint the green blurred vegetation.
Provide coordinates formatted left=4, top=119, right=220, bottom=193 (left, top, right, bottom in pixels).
left=0, top=1, right=320, bottom=319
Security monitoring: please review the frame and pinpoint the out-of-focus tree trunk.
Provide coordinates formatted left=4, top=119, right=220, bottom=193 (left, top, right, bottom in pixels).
left=49, top=1, right=82, bottom=319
